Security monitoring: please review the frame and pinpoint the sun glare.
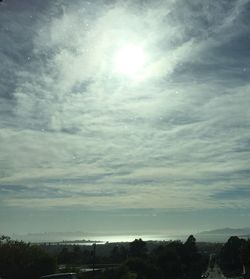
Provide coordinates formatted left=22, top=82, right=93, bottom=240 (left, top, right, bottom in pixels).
left=114, top=44, right=146, bottom=77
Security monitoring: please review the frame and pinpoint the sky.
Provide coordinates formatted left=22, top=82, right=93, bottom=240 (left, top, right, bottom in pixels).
left=0, top=0, right=250, bottom=239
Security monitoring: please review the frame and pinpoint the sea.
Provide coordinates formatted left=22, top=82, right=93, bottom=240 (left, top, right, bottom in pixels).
left=10, top=232, right=189, bottom=244
left=46, top=234, right=187, bottom=245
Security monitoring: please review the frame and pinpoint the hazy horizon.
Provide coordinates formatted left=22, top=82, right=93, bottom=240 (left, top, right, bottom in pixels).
left=3, top=226, right=250, bottom=244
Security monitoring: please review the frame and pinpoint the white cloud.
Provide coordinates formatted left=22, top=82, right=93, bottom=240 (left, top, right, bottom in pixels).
left=0, top=0, right=250, bottom=213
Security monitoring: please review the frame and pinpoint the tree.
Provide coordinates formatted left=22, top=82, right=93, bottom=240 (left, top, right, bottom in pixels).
left=124, top=258, right=158, bottom=279
left=241, top=239, right=250, bottom=279
left=183, top=235, right=204, bottom=279
left=72, top=245, right=82, bottom=264
left=129, top=238, right=147, bottom=258
left=184, top=235, right=197, bottom=255
left=153, top=243, right=183, bottom=279
left=220, top=236, right=246, bottom=272
left=0, top=236, right=56, bottom=279
left=58, top=247, right=71, bottom=264
left=110, top=245, right=128, bottom=263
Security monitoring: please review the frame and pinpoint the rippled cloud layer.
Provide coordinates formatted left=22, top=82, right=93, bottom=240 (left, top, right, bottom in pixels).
left=0, top=0, right=250, bottom=233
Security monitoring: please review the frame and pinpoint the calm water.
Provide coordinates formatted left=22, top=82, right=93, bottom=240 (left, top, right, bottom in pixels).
left=58, top=234, right=186, bottom=245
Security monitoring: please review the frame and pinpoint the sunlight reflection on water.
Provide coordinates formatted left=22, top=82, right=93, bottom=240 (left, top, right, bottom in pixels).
left=59, top=234, right=184, bottom=245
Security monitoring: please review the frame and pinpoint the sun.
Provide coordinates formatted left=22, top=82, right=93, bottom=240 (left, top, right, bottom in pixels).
left=114, top=44, right=146, bottom=77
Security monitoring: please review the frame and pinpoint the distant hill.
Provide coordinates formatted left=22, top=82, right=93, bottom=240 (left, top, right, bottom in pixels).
left=195, top=227, right=250, bottom=242
left=198, top=227, right=250, bottom=235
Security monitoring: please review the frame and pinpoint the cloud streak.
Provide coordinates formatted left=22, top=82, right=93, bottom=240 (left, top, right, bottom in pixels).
left=0, top=0, right=250, bottom=221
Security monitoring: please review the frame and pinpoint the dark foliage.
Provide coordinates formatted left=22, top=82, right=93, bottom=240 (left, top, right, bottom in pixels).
left=241, top=239, right=250, bottom=279
left=218, top=236, right=250, bottom=279
left=57, top=246, right=93, bottom=265
left=110, top=245, right=128, bottom=263
left=219, top=236, right=246, bottom=272
left=0, top=234, right=210, bottom=279
left=103, top=236, right=208, bottom=279
left=0, top=235, right=56, bottom=279
left=241, top=239, right=250, bottom=267
left=129, top=238, right=148, bottom=258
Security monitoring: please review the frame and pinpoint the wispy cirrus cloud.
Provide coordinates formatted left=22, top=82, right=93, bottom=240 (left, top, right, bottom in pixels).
left=0, top=0, right=250, bottom=234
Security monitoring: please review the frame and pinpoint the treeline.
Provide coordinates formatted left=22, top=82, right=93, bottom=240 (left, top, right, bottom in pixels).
left=2, top=234, right=250, bottom=279
left=0, top=234, right=209, bottom=279
left=102, top=235, right=209, bottom=279
left=218, top=236, right=250, bottom=278
left=57, top=236, right=209, bottom=278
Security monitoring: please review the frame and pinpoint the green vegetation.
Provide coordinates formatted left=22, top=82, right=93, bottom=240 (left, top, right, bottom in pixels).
left=3, top=234, right=250, bottom=279
left=98, top=236, right=209, bottom=279
left=0, top=235, right=56, bottom=279
left=218, top=236, right=250, bottom=278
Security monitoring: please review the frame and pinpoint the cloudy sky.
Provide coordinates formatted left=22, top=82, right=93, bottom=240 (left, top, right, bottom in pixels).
left=0, top=0, right=250, bottom=238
